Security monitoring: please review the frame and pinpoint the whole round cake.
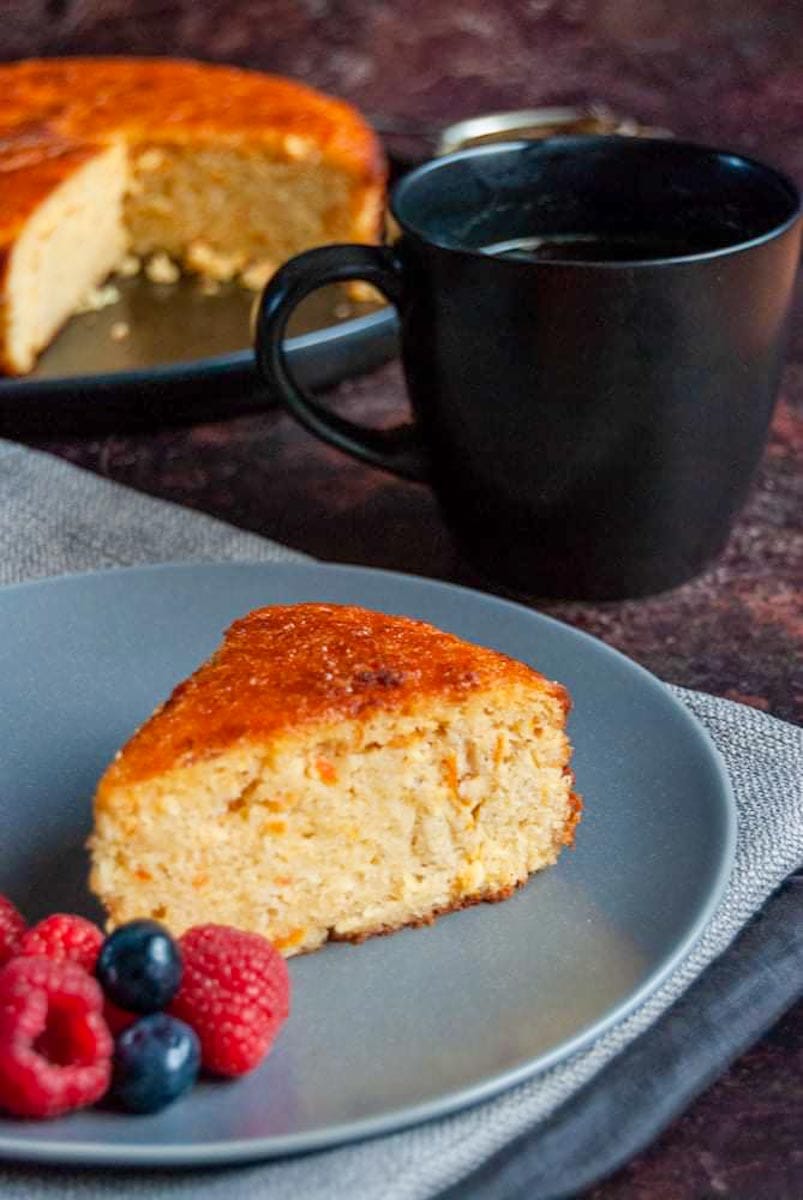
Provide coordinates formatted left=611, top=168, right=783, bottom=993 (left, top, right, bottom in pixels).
left=0, top=57, right=385, bottom=372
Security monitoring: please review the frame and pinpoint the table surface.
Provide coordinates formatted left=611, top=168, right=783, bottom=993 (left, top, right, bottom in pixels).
left=7, top=1, right=803, bottom=1195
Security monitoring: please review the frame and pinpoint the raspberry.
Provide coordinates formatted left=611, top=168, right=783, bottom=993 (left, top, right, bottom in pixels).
left=19, top=914, right=104, bottom=973
left=0, top=956, right=112, bottom=1118
left=0, top=895, right=26, bottom=967
left=169, top=924, right=290, bottom=1077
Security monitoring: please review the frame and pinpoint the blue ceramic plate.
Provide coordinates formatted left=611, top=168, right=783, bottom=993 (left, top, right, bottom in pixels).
left=0, top=562, right=735, bottom=1166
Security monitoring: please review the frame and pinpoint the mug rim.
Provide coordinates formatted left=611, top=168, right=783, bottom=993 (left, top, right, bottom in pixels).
left=389, top=134, right=802, bottom=268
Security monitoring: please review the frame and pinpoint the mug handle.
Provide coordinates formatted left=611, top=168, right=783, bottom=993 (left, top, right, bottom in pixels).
left=255, top=244, right=431, bottom=483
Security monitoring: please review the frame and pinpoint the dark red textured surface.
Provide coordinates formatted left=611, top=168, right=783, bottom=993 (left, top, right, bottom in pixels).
left=18, top=913, right=103, bottom=974
left=4, top=1, right=803, bottom=1193
left=170, top=924, right=290, bottom=1077
left=0, top=955, right=112, bottom=1119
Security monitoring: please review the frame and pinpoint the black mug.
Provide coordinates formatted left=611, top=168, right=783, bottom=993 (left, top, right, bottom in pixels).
left=256, top=136, right=801, bottom=599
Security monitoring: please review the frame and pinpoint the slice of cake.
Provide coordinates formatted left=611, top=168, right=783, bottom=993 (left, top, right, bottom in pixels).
left=90, top=604, right=580, bottom=956
left=0, top=58, right=385, bottom=373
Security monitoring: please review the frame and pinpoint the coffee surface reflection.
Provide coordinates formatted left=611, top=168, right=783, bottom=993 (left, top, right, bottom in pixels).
left=481, top=232, right=730, bottom=263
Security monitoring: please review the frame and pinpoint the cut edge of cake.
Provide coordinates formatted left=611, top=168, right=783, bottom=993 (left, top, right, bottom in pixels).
left=0, top=140, right=128, bottom=374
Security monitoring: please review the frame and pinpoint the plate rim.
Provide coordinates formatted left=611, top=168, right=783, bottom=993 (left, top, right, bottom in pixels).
left=0, top=560, right=738, bottom=1166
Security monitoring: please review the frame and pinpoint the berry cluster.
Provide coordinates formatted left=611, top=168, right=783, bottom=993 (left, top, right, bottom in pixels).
left=0, top=897, right=290, bottom=1119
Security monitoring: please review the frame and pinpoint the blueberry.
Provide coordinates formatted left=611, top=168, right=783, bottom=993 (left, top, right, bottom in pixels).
left=111, top=1014, right=200, bottom=1114
left=96, top=919, right=182, bottom=1013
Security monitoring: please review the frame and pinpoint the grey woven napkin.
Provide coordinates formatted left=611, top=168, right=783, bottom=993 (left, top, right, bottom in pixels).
left=0, top=440, right=306, bottom=583
left=1, top=439, right=802, bottom=1200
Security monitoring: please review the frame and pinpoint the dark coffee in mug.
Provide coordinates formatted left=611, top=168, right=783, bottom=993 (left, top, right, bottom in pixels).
left=256, top=137, right=801, bottom=600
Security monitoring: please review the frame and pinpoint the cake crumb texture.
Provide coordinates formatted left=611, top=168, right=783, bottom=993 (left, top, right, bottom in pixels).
left=90, top=604, right=579, bottom=955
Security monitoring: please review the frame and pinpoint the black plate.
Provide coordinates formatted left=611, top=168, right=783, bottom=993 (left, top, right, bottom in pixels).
left=0, top=275, right=397, bottom=437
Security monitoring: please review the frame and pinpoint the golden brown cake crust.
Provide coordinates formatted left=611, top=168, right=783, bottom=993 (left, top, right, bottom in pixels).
left=0, top=57, right=384, bottom=254
left=99, top=603, right=571, bottom=794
